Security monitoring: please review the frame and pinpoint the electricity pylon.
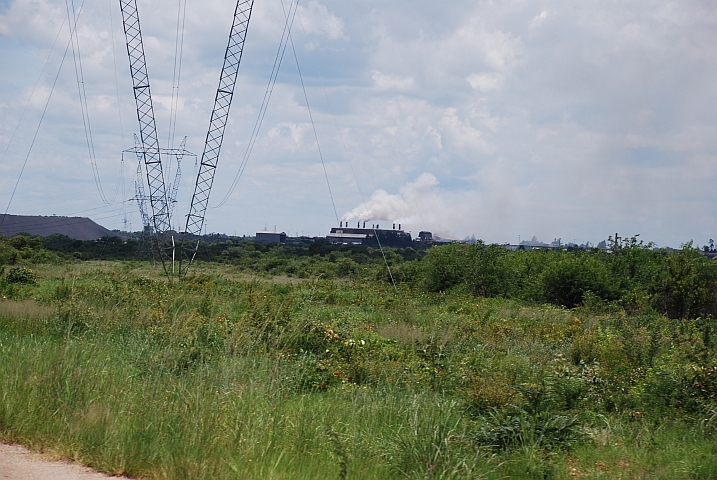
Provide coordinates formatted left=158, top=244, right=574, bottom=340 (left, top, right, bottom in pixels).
left=119, top=0, right=253, bottom=278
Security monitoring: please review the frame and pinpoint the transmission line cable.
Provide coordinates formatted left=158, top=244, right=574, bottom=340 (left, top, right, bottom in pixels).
left=293, top=8, right=398, bottom=293
left=211, top=0, right=300, bottom=208
left=167, top=0, right=188, bottom=150
left=0, top=7, right=82, bottom=232
left=0, top=16, right=68, bottom=172
left=108, top=0, right=130, bottom=228
left=107, top=0, right=127, bottom=150
left=66, top=0, right=120, bottom=204
left=164, top=0, right=188, bottom=196
left=288, top=32, right=339, bottom=226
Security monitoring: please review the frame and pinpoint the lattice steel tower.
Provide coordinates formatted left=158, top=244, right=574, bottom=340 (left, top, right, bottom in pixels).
left=180, top=0, right=254, bottom=275
left=119, top=0, right=254, bottom=278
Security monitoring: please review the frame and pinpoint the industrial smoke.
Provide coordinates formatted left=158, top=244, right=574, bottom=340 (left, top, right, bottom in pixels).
left=341, top=173, right=438, bottom=225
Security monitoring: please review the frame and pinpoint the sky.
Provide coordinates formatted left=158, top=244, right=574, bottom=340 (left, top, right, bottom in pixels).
left=1, top=0, right=716, bottom=247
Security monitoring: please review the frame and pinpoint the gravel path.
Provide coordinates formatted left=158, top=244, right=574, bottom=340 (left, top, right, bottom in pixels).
left=0, top=443, right=117, bottom=479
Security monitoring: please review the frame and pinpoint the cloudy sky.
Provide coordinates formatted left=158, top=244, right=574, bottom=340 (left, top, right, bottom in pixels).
left=1, top=0, right=716, bottom=246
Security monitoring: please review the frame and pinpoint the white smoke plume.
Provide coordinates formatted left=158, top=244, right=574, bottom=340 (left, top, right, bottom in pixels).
left=341, top=173, right=439, bottom=225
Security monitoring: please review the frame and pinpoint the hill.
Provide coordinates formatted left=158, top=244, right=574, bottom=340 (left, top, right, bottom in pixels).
left=0, top=214, right=116, bottom=241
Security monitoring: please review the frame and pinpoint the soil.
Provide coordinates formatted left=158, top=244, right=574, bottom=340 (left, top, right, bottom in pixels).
left=0, top=443, right=118, bottom=479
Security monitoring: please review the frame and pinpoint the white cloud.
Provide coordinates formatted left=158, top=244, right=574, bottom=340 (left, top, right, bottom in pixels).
left=0, top=0, right=64, bottom=44
left=425, top=126, right=442, bottom=150
left=439, top=108, right=492, bottom=153
left=266, top=122, right=308, bottom=152
left=530, top=10, right=549, bottom=29
left=466, top=72, right=503, bottom=92
left=296, top=1, right=348, bottom=41
left=372, top=71, right=414, bottom=91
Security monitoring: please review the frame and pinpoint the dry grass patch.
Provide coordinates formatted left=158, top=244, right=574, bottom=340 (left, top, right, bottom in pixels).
left=0, top=300, right=53, bottom=321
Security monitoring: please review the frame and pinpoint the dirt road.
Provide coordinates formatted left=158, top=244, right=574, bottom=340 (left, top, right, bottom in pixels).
left=0, top=443, right=115, bottom=480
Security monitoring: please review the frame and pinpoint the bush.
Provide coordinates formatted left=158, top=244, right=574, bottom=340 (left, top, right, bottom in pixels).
left=650, top=245, right=717, bottom=319
left=472, top=408, right=585, bottom=452
left=420, top=242, right=510, bottom=296
left=541, top=253, right=615, bottom=308
left=5, top=267, right=37, bottom=285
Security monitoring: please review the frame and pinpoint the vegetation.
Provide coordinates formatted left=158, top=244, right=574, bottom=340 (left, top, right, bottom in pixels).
left=397, top=236, right=717, bottom=320
left=0, top=234, right=716, bottom=478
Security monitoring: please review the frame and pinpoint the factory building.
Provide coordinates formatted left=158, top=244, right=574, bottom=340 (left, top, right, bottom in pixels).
left=417, top=231, right=433, bottom=243
left=255, top=230, right=287, bottom=244
left=327, top=221, right=413, bottom=247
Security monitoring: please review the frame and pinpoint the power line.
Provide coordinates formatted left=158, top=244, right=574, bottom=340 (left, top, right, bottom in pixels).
left=288, top=31, right=339, bottom=226
left=66, top=0, right=117, bottom=204
left=107, top=0, right=127, bottom=150
left=108, top=0, right=129, bottom=229
left=211, top=0, right=300, bottom=208
left=167, top=0, right=188, bottom=150
left=0, top=4, right=84, bottom=233
left=0, top=15, right=68, bottom=172
left=293, top=7, right=398, bottom=293
left=164, top=0, right=188, bottom=199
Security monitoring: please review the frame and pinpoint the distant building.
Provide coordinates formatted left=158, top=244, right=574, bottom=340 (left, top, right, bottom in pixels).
left=417, top=231, right=433, bottom=243
left=326, top=222, right=412, bottom=247
left=516, top=236, right=562, bottom=250
left=326, top=229, right=368, bottom=245
left=255, top=230, right=287, bottom=244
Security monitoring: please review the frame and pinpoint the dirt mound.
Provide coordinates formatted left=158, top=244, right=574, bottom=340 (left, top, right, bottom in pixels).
left=0, top=215, right=116, bottom=241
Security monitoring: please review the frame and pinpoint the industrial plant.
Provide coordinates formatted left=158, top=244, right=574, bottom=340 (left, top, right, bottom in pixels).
left=249, top=222, right=433, bottom=248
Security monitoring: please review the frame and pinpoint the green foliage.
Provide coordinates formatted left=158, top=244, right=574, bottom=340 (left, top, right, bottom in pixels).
left=541, top=253, right=616, bottom=308
left=397, top=239, right=717, bottom=319
left=1, top=257, right=717, bottom=478
left=649, top=244, right=717, bottom=319
left=473, top=409, right=584, bottom=453
left=5, top=267, right=37, bottom=285
left=0, top=234, right=60, bottom=265
left=10, top=231, right=717, bottom=321
left=419, top=242, right=510, bottom=297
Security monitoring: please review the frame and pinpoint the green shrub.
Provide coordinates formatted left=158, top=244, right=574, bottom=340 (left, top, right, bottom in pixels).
left=650, top=245, right=717, bottom=319
left=541, top=253, right=615, bottom=308
left=6, top=267, right=37, bottom=285
left=420, top=242, right=511, bottom=296
left=472, top=408, right=585, bottom=452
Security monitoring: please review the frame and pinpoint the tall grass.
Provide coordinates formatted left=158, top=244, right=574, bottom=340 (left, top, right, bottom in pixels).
left=0, top=262, right=716, bottom=478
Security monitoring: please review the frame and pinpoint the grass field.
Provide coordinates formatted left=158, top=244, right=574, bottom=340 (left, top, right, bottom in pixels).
left=1, top=260, right=716, bottom=479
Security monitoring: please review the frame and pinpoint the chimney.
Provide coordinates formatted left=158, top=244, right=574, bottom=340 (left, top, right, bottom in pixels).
left=340, top=221, right=343, bottom=228
left=399, top=224, right=401, bottom=230
left=363, top=222, right=366, bottom=228
left=393, top=224, right=395, bottom=230
left=357, top=221, right=360, bottom=228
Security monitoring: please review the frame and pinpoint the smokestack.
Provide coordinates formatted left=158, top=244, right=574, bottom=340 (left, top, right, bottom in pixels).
left=363, top=222, right=366, bottom=228
left=393, top=224, right=395, bottom=230
left=340, top=221, right=343, bottom=228
left=399, top=224, right=401, bottom=230
left=357, top=221, right=360, bottom=228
